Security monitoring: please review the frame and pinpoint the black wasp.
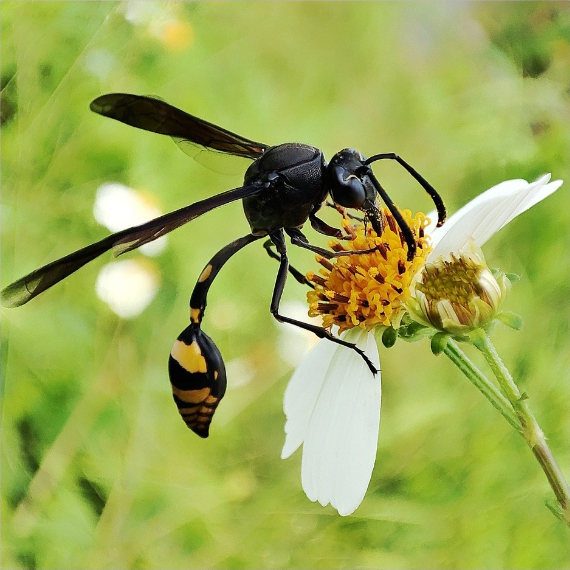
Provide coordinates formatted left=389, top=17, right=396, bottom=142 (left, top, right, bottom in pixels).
left=2, top=93, right=446, bottom=437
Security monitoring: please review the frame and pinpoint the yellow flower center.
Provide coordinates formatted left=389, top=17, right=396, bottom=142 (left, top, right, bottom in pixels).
left=416, top=256, right=494, bottom=309
left=307, top=208, right=432, bottom=333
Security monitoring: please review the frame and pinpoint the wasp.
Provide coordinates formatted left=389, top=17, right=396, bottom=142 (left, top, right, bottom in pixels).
left=2, top=94, right=445, bottom=437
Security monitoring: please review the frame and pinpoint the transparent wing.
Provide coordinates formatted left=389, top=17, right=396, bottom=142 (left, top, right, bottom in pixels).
left=173, top=140, right=254, bottom=175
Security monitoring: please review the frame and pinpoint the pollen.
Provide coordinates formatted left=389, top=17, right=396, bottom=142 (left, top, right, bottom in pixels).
left=307, top=208, right=432, bottom=333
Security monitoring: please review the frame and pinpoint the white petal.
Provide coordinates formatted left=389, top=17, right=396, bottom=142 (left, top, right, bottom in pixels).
left=519, top=177, right=563, bottom=213
left=426, top=179, right=527, bottom=247
left=300, top=328, right=381, bottom=516
left=281, top=338, right=337, bottom=459
left=427, top=175, right=562, bottom=259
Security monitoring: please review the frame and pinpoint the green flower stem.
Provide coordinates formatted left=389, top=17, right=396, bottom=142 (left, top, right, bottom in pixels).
left=471, top=330, right=570, bottom=526
left=443, top=338, right=519, bottom=431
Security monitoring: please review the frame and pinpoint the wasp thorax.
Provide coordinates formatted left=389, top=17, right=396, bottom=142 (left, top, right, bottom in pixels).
left=168, top=324, right=227, bottom=438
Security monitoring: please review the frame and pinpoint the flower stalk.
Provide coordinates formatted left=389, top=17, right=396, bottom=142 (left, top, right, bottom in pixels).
left=444, top=330, right=570, bottom=525
left=442, top=338, right=519, bottom=430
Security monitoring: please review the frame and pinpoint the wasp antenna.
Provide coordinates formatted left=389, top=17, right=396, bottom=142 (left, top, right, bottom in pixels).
left=365, top=153, right=446, bottom=227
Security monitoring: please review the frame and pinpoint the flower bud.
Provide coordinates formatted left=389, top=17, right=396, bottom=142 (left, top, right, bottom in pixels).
left=406, top=243, right=509, bottom=336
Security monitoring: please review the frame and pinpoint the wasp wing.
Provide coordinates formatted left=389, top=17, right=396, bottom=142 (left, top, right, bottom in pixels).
left=90, top=93, right=268, bottom=160
left=2, top=183, right=265, bottom=308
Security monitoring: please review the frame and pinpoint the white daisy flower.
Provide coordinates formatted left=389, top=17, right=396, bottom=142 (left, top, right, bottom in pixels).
left=281, top=174, right=563, bottom=515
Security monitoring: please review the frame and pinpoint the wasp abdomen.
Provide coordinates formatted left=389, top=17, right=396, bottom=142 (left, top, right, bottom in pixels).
left=168, top=324, right=227, bottom=438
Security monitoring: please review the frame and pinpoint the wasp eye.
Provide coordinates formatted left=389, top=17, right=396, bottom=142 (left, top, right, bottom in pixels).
left=168, top=325, right=227, bottom=438
left=331, top=170, right=366, bottom=209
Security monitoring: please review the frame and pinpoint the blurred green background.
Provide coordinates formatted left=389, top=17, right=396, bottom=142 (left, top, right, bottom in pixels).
left=1, top=2, right=568, bottom=569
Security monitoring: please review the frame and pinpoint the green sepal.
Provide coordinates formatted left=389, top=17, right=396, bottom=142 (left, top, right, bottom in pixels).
left=467, top=328, right=487, bottom=350
left=491, top=268, right=519, bottom=284
left=397, top=320, right=429, bottom=342
left=496, top=311, right=523, bottom=330
left=381, top=326, right=398, bottom=348
left=431, top=332, right=450, bottom=355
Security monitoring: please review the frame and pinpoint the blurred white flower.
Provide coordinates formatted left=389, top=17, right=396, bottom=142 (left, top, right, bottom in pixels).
left=93, top=182, right=167, bottom=256
left=93, top=183, right=166, bottom=318
left=275, top=299, right=320, bottom=367
left=282, top=174, right=563, bottom=516
left=226, top=357, right=257, bottom=390
left=95, top=259, right=160, bottom=319
left=122, top=1, right=193, bottom=51
left=208, top=298, right=240, bottom=331
left=84, top=49, right=116, bottom=81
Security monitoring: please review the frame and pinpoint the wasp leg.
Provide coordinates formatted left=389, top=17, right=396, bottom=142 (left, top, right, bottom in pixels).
left=325, top=201, right=365, bottom=222
left=309, top=212, right=343, bottom=238
left=169, top=233, right=262, bottom=437
left=285, top=227, right=378, bottom=259
left=263, top=239, right=313, bottom=288
left=324, top=205, right=366, bottom=242
left=269, top=229, right=378, bottom=375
